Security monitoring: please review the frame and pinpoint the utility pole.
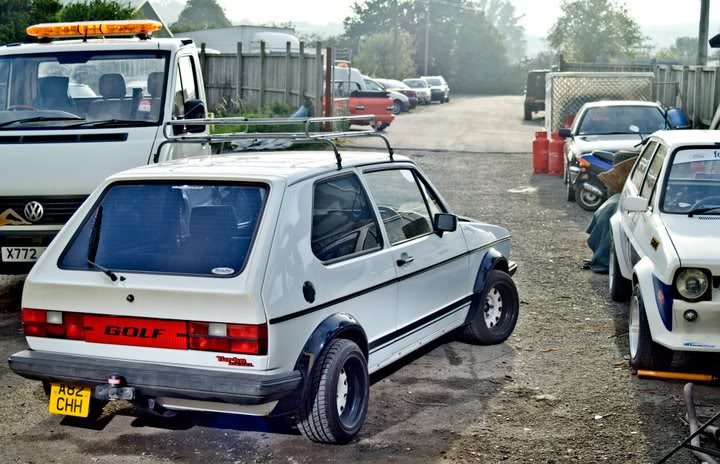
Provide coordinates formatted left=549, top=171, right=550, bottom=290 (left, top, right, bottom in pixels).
left=697, top=0, right=710, bottom=65
left=424, top=0, right=430, bottom=75
left=393, top=0, right=398, bottom=79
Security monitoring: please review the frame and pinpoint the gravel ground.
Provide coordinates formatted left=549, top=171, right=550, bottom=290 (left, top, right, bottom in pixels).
left=0, top=96, right=718, bottom=463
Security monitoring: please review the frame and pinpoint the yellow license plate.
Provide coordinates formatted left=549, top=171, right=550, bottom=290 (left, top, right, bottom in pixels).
left=48, top=383, right=91, bottom=418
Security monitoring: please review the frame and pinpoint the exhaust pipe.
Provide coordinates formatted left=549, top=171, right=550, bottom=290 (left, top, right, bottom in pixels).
left=582, top=183, right=603, bottom=196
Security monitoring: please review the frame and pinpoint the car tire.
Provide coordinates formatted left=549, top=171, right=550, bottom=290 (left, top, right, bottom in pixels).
left=377, top=123, right=388, bottom=132
left=445, top=95, right=450, bottom=103
left=566, top=177, right=576, bottom=202
left=609, top=239, right=631, bottom=302
left=461, top=270, right=519, bottom=345
left=524, top=105, right=532, bottom=121
left=296, top=338, right=369, bottom=444
left=392, top=100, right=402, bottom=115
left=629, top=284, right=672, bottom=371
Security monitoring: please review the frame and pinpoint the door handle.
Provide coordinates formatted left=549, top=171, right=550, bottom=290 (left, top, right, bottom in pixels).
left=396, top=253, right=414, bottom=267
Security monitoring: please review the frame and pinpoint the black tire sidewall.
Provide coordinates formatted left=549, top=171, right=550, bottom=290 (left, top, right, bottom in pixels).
left=566, top=177, right=576, bottom=201
left=325, top=343, right=369, bottom=438
left=467, top=270, right=519, bottom=345
left=630, top=285, right=671, bottom=371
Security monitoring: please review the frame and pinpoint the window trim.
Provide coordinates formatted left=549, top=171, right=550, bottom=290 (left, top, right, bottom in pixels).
left=629, top=140, right=658, bottom=193
left=643, top=143, right=668, bottom=204
left=57, top=179, right=270, bottom=279
left=310, top=172, right=384, bottom=266
left=362, top=166, right=440, bottom=248
left=658, top=144, right=720, bottom=215
left=638, top=142, right=661, bottom=199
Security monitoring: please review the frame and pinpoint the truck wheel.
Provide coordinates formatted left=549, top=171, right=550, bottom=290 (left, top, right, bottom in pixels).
left=392, top=100, right=402, bottom=115
left=609, top=240, right=631, bottom=302
left=524, top=105, right=532, bottom=121
left=296, top=338, right=369, bottom=444
left=629, top=284, right=672, bottom=371
left=461, top=270, right=519, bottom=345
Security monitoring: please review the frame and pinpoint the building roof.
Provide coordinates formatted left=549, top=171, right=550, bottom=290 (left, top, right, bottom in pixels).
left=112, top=151, right=410, bottom=185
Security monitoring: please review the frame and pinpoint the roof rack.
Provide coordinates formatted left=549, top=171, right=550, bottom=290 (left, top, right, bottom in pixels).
left=155, top=115, right=395, bottom=170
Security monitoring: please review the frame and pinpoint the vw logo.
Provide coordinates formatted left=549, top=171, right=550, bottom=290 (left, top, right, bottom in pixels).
left=24, top=201, right=44, bottom=222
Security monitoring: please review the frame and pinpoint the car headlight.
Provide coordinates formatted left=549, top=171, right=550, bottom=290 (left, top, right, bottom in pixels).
left=675, top=268, right=710, bottom=300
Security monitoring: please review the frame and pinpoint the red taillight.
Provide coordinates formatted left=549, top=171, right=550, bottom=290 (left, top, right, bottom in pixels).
left=188, top=321, right=268, bottom=355
left=64, top=313, right=85, bottom=340
left=21, top=308, right=47, bottom=337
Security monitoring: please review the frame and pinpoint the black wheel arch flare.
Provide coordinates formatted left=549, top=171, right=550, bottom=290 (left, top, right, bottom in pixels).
left=464, top=248, right=509, bottom=324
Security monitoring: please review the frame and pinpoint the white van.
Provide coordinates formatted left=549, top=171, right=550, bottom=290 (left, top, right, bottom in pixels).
left=0, top=20, right=210, bottom=274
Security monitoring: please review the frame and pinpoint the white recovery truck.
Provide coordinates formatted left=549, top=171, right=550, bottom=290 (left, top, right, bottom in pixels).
left=0, top=20, right=211, bottom=274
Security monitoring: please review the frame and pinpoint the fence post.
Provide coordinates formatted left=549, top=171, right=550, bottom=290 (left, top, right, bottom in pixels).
left=299, top=41, right=306, bottom=103
left=259, top=41, right=266, bottom=109
left=713, top=67, right=720, bottom=118
left=680, top=66, right=690, bottom=113
left=236, top=42, right=243, bottom=103
left=285, top=41, right=292, bottom=105
left=200, top=43, right=207, bottom=82
left=662, top=65, right=671, bottom=106
left=315, top=41, right=323, bottom=116
left=693, top=69, right=702, bottom=128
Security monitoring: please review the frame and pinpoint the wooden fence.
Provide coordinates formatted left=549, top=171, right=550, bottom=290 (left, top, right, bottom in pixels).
left=199, top=41, right=324, bottom=113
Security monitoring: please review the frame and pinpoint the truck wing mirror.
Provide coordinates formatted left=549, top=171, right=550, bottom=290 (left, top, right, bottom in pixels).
left=173, top=99, right=207, bottom=135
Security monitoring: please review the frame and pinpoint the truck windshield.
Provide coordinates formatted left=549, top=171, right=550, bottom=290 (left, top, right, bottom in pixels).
left=662, top=149, right=720, bottom=214
left=60, top=182, right=268, bottom=277
left=0, top=51, right=168, bottom=129
left=577, top=106, right=666, bottom=135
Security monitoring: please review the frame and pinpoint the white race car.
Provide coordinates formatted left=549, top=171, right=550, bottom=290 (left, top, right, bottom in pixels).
left=10, top=130, right=519, bottom=444
left=609, top=130, right=720, bottom=370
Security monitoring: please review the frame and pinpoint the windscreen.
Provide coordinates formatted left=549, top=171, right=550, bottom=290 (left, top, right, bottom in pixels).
left=404, top=79, right=427, bottom=89
left=0, top=51, right=168, bottom=129
left=662, top=149, right=720, bottom=214
left=425, top=78, right=443, bottom=86
left=60, top=182, right=268, bottom=277
left=577, top=106, right=666, bottom=135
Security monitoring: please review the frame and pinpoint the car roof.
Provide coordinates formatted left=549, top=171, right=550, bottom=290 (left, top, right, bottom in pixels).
left=649, top=129, right=720, bottom=147
left=110, top=151, right=412, bottom=185
left=582, top=100, right=660, bottom=109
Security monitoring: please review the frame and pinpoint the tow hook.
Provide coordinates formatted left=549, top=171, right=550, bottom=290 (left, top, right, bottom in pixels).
left=94, top=373, right=135, bottom=401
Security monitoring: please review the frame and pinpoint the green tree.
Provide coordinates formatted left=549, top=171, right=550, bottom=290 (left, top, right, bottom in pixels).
left=58, top=0, right=135, bottom=22
left=353, top=31, right=416, bottom=79
left=171, top=0, right=231, bottom=32
left=478, top=0, right=526, bottom=62
left=548, top=0, right=647, bottom=62
left=450, top=10, right=510, bottom=93
left=0, top=0, right=62, bottom=45
left=656, top=36, right=697, bottom=64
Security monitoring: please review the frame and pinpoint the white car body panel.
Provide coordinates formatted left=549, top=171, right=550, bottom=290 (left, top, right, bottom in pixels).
left=613, top=131, right=720, bottom=352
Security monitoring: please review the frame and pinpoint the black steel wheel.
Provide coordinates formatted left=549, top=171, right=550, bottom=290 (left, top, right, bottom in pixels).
left=461, top=270, right=519, bottom=345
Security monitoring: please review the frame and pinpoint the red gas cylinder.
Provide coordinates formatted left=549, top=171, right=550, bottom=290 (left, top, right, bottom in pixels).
left=548, top=131, right=565, bottom=176
left=532, top=131, right=549, bottom=174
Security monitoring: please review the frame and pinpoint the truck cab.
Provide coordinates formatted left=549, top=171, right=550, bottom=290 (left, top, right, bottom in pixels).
left=0, top=20, right=209, bottom=274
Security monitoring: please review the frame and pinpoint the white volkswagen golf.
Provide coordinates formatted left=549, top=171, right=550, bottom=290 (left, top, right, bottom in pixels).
left=609, top=130, right=720, bottom=370
left=10, top=145, right=518, bottom=444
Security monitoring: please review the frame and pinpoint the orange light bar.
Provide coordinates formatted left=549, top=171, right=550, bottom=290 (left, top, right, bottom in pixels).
left=27, top=20, right=162, bottom=39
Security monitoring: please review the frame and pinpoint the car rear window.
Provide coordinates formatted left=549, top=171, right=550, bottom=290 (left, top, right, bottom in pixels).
left=60, top=182, right=268, bottom=277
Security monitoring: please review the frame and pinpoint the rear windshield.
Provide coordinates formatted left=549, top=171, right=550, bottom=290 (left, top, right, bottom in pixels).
left=60, top=182, right=268, bottom=277
left=426, top=78, right=443, bottom=86
left=404, top=79, right=427, bottom=88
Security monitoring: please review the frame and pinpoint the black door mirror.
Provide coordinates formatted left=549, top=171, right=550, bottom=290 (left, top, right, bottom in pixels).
left=710, top=33, right=720, bottom=48
left=558, top=127, right=572, bottom=138
left=433, top=213, right=457, bottom=236
left=173, top=99, right=206, bottom=135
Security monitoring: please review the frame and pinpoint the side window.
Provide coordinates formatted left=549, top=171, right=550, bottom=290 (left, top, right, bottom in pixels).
left=631, top=141, right=657, bottom=191
left=0, top=61, right=8, bottom=109
left=363, top=169, right=434, bottom=245
left=311, top=174, right=381, bottom=262
left=365, top=80, right=383, bottom=91
left=641, top=144, right=668, bottom=200
left=172, top=56, right=199, bottom=117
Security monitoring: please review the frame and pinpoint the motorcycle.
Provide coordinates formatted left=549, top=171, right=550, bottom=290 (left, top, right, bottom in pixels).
left=572, top=150, right=638, bottom=211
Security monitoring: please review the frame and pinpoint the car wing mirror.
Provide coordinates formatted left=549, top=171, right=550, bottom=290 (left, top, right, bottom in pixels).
left=433, top=213, right=457, bottom=236
left=623, top=195, right=649, bottom=213
left=558, top=127, right=572, bottom=138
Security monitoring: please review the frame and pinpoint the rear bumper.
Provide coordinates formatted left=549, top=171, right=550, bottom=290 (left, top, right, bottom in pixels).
left=9, top=350, right=302, bottom=406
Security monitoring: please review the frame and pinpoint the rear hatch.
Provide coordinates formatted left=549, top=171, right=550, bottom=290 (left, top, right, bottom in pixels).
left=22, top=179, right=276, bottom=371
